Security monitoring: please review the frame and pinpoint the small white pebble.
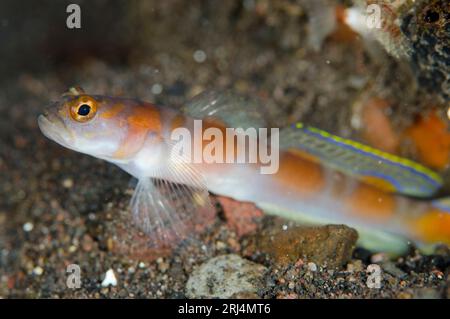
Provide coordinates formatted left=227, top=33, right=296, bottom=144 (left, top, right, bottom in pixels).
left=23, top=222, right=34, bottom=232
left=193, top=50, right=207, bottom=63
left=282, top=224, right=288, bottom=231
left=138, top=262, right=146, bottom=269
left=128, top=267, right=135, bottom=274
left=101, top=269, right=117, bottom=287
left=371, top=253, right=387, bottom=264
left=216, top=241, right=226, bottom=250
left=68, top=245, right=77, bottom=253
left=62, top=178, right=74, bottom=189
left=33, top=266, right=44, bottom=276
left=307, top=262, right=317, bottom=272
left=151, top=83, right=163, bottom=95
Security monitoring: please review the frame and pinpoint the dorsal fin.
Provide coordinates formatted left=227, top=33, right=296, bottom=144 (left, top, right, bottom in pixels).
left=182, top=90, right=268, bottom=130
left=280, top=122, right=443, bottom=197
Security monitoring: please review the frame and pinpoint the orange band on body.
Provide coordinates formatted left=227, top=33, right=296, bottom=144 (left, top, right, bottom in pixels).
left=342, top=183, right=396, bottom=221
left=274, top=151, right=325, bottom=199
left=275, top=149, right=397, bottom=221
left=170, top=114, right=187, bottom=131
left=127, top=103, right=162, bottom=132
left=100, top=103, right=125, bottom=119
left=113, top=103, right=162, bottom=159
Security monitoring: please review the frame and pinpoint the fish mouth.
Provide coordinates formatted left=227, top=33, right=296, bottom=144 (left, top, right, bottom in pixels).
left=38, top=113, right=74, bottom=148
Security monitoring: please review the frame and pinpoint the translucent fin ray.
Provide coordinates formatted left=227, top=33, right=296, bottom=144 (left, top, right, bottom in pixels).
left=129, top=141, right=215, bottom=248
left=182, top=90, right=268, bottom=129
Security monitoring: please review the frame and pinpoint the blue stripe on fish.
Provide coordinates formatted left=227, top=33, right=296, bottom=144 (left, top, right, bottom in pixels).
left=358, top=170, right=403, bottom=191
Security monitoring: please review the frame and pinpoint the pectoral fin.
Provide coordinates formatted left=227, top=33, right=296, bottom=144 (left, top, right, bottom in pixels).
left=130, top=156, right=215, bottom=248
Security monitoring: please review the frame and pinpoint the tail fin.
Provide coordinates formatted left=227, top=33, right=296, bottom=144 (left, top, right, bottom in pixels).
left=279, top=123, right=443, bottom=197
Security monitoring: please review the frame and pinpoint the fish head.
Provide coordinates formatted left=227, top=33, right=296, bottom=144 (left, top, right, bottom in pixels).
left=38, top=89, right=133, bottom=161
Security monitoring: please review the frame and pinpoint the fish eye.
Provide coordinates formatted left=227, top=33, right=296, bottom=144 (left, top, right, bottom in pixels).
left=78, top=104, right=91, bottom=116
left=70, top=96, right=98, bottom=122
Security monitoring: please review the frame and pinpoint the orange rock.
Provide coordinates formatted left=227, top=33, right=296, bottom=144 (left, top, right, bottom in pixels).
left=216, top=196, right=264, bottom=238
left=360, top=97, right=400, bottom=154
left=254, top=224, right=358, bottom=269
left=404, top=110, right=450, bottom=170
left=106, top=199, right=216, bottom=262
